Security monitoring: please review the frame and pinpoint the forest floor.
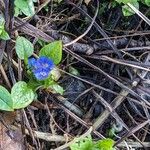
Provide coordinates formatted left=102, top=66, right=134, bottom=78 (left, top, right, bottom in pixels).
left=0, top=0, right=150, bottom=150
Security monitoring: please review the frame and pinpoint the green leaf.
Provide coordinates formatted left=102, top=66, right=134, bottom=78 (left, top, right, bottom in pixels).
left=39, top=41, right=62, bottom=65
left=122, top=2, right=139, bottom=16
left=0, top=86, right=13, bottom=111
left=70, top=136, right=93, bottom=150
left=115, top=0, right=139, bottom=16
left=0, top=30, right=10, bottom=40
left=14, top=6, right=21, bottom=17
left=144, top=0, right=150, bottom=6
left=0, top=29, right=2, bottom=35
left=115, top=0, right=137, bottom=4
left=108, top=128, right=115, bottom=138
left=0, top=15, right=10, bottom=40
left=69, top=66, right=80, bottom=76
left=0, top=15, right=5, bottom=26
left=0, top=25, right=4, bottom=35
left=27, top=78, right=43, bottom=91
left=15, top=36, right=34, bottom=60
left=95, top=138, right=115, bottom=150
left=11, top=81, right=35, bottom=109
left=49, top=84, right=64, bottom=95
left=14, top=0, right=35, bottom=16
left=43, top=77, right=55, bottom=88
left=43, top=77, right=64, bottom=95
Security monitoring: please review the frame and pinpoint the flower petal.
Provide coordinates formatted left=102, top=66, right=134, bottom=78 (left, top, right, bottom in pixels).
left=28, top=58, right=36, bottom=68
left=34, top=69, right=49, bottom=80
left=28, top=56, right=55, bottom=80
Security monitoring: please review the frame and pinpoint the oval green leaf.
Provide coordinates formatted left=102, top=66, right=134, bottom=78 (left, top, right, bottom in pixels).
left=0, top=30, right=10, bottom=40
left=70, top=136, right=93, bottom=150
left=96, top=138, right=115, bottom=150
left=122, top=2, right=139, bottom=16
left=49, top=84, right=64, bottom=95
left=39, top=40, right=62, bottom=65
left=0, top=86, right=13, bottom=111
left=15, top=36, right=34, bottom=60
left=145, top=0, right=150, bottom=6
left=14, top=0, right=35, bottom=16
left=11, top=81, right=35, bottom=109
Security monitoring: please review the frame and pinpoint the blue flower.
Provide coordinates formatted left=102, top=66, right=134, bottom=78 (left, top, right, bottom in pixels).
left=28, top=56, right=55, bottom=80
left=28, top=58, right=36, bottom=68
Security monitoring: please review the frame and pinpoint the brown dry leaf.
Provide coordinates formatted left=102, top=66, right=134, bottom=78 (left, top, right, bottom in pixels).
left=84, top=0, right=91, bottom=5
left=0, top=112, right=24, bottom=150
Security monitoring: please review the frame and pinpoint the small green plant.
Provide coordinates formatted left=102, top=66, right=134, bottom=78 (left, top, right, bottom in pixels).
left=0, top=15, right=10, bottom=40
left=70, top=135, right=115, bottom=150
left=0, top=36, right=63, bottom=111
left=108, top=122, right=123, bottom=138
left=14, top=0, right=63, bottom=17
left=115, top=0, right=150, bottom=16
left=14, top=0, right=37, bottom=17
